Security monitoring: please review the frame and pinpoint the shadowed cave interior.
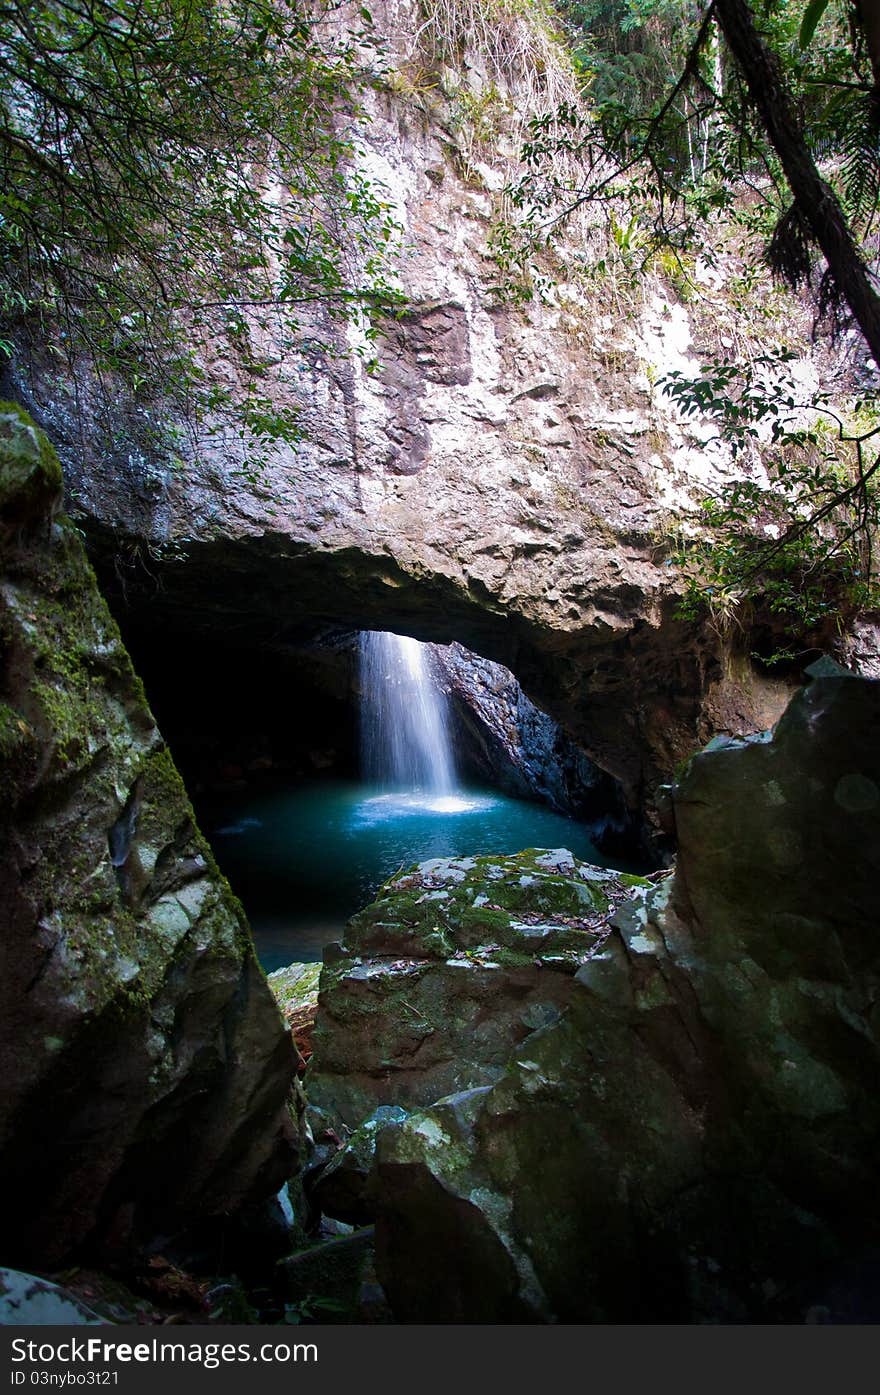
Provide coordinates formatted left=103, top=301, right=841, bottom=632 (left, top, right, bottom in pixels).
left=115, top=609, right=648, bottom=970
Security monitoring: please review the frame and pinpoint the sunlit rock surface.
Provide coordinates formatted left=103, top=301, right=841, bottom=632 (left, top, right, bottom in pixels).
left=0, top=406, right=299, bottom=1268
left=0, top=1269, right=104, bottom=1326
left=268, top=961, right=322, bottom=1068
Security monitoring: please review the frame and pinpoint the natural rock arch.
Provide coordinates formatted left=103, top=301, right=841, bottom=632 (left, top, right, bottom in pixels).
left=87, top=525, right=793, bottom=822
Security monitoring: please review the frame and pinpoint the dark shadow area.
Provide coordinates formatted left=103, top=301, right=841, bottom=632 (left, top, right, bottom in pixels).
left=110, top=608, right=654, bottom=970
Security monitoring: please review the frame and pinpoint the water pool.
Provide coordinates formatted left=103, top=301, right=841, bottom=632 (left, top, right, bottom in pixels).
left=202, top=778, right=613, bottom=971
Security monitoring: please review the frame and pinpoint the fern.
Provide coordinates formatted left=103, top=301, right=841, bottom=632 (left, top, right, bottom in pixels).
left=806, top=84, right=880, bottom=234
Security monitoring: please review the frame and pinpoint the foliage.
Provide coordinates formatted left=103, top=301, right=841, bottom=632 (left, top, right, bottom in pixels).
left=502, top=0, right=880, bottom=637
left=538, top=0, right=880, bottom=274
left=0, top=0, right=403, bottom=454
left=659, top=353, right=880, bottom=648
left=557, top=0, right=707, bottom=169
left=283, top=1293, right=350, bottom=1323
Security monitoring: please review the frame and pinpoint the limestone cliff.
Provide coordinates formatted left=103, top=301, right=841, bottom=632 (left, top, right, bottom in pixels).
left=9, top=0, right=838, bottom=811
left=0, top=406, right=299, bottom=1268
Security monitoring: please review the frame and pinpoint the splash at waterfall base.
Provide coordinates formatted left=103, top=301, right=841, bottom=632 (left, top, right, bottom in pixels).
left=205, top=631, right=622, bottom=971
left=294, top=672, right=880, bottom=1323
left=5, top=404, right=879, bottom=1321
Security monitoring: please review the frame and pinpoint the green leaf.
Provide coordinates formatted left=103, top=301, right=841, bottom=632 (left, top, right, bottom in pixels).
left=799, top=0, right=830, bottom=50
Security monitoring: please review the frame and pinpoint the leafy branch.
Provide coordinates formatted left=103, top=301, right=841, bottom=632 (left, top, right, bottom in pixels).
left=658, top=353, right=880, bottom=646
left=0, top=0, right=405, bottom=459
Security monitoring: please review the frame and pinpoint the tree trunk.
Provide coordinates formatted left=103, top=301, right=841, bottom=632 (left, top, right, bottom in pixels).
left=714, top=0, right=880, bottom=367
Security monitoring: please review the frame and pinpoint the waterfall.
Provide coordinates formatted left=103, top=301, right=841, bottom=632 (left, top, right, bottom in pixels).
left=359, top=631, right=457, bottom=796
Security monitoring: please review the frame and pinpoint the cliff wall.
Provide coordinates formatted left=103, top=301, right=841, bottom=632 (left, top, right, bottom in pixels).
left=9, top=0, right=835, bottom=808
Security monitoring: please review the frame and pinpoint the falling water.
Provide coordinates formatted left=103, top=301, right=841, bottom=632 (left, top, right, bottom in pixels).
left=359, top=631, right=457, bottom=797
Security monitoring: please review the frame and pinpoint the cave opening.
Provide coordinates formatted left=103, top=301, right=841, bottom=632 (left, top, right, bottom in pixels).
left=114, top=606, right=647, bottom=971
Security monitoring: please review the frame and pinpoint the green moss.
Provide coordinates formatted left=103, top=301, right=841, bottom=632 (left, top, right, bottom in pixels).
left=268, top=961, right=322, bottom=1015
left=136, top=744, right=254, bottom=957
left=0, top=700, right=34, bottom=758
left=457, top=904, right=512, bottom=941
left=0, top=410, right=257, bottom=996
left=31, top=675, right=93, bottom=770
left=0, top=400, right=63, bottom=520
left=487, top=945, right=537, bottom=969
left=5, top=525, right=131, bottom=780
left=349, top=891, right=456, bottom=958
left=333, top=851, right=643, bottom=980
left=139, top=745, right=196, bottom=835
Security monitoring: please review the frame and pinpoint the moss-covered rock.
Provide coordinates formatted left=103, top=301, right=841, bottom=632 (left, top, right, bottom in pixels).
left=0, top=402, right=63, bottom=529
left=0, top=408, right=299, bottom=1268
left=368, top=674, right=880, bottom=1322
left=268, top=962, right=322, bottom=1021
left=276, top=1225, right=380, bottom=1323
left=268, top=961, right=321, bottom=1068
left=306, top=849, right=650, bottom=1134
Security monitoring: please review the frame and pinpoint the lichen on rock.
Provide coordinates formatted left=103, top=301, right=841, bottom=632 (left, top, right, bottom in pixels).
left=306, top=848, right=650, bottom=1134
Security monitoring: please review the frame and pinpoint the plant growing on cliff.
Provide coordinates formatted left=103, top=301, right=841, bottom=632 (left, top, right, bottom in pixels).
left=0, top=0, right=402, bottom=449
left=509, top=0, right=880, bottom=636
left=659, top=352, right=880, bottom=649
left=417, top=0, right=577, bottom=106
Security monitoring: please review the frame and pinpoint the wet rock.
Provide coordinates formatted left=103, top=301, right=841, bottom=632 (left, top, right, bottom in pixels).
left=369, top=674, right=880, bottom=1322
left=0, top=408, right=299, bottom=1269
left=309, top=1106, right=408, bottom=1226
left=0, top=1269, right=105, bottom=1325
left=434, top=641, right=632, bottom=837
left=306, top=849, right=649, bottom=1132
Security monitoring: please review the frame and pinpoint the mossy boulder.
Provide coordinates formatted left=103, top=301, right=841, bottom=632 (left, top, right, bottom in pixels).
left=0, top=408, right=299, bottom=1268
left=276, top=1225, right=380, bottom=1323
left=306, top=849, right=650, bottom=1134
left=0, top=402, right=63, bottom=530
left=368, top=674, right=880, bottom=1322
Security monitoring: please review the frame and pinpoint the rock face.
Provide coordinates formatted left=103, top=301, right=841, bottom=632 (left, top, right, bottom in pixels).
left=0, top=405, right=299, bottom=1268
left=433, top=640, right=634, bottom=840
left=306, top=849, right=649, bottom=1132
left=365, top=674, right=880, bottom=1322
left=9, top=0, right=823, bottom=812
left=268, top=962, right=322, bottom=1071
